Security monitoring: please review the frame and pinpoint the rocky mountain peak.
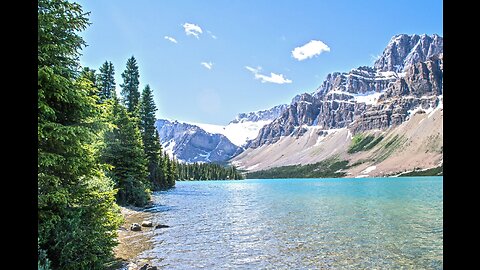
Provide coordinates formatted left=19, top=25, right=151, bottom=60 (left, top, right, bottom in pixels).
left=374, top=33, right=443, bottom=72
left=248, top=33, right=443, bottom=149
left=230, top=104, right=287, bottom=124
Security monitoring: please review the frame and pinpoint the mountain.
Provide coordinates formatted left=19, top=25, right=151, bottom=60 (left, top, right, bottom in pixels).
left=216, top=104, right=288, bottom=146
left=155, top=119, right=241, bottom=163
left=233, top=34, right=443, bottom=177
left=373, top=33, right=443, bottom=72
left=230, top=104, right=288, bottom=124
left=155, top=104, right=287, bottom=163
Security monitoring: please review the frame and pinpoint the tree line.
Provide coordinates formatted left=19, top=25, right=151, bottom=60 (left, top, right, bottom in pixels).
left=176, top=162, right=244, bottom=180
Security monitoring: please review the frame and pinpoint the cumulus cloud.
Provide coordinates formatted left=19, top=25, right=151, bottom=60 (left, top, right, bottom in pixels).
left=291, top=40, right=330, bottom=61
left=164, top=36, right=178, bottom=43
left=182, top=22, right=203, bottom=38
left=245, top=66, right=292, bottom=84
left=201, top=62, right=214, bottom=70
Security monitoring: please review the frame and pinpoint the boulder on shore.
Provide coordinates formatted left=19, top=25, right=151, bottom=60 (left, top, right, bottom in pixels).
left=130, top=223, right=142, bottom=231
left=141, top=221, right=153, bottom=227
left=139, top=263, right=157, bottom=270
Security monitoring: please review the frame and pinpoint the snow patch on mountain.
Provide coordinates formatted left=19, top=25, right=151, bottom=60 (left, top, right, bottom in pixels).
left=353, top=91, right=385, bottom=105
left=187, top=120, right=275, bottom=147
left=163, top=140, right=176, bottom=158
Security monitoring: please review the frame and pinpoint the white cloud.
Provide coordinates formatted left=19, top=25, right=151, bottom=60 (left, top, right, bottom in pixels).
left=182, top=22, right=203, bottom=38
left=201, top=62, right=213, bottom=70
left=256, top=73, right=292, bottom=84
left=245, top=66, right=261, bottom=73
left=207, top=30, right=217, bottom=39
left=245, top=66, right=292, bottom=84
left=291, top=40, right=330, bottom=61
left=164, top=36, right=178, bottom=43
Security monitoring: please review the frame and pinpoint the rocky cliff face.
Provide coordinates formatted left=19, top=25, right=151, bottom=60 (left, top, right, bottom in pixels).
left=249, top=34, right=443, bottom=149
left=155, top=104, right=288, bottom=162
left=351, top=53, right=443, bottom=133
left=374, top=34, right=443, bottom=72
left=230, top=104, right=287, bottom=124
left=155, top=119, right=241, bottom=163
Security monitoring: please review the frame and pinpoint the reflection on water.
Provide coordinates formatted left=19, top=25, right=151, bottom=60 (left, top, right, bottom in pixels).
left=138, top=177, right=443, bottom=269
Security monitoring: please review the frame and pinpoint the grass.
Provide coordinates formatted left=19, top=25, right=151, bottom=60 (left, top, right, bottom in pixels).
left=246, top=157, right=350, bottom=179
left=347, top=134, right=384, bottom=154
left=372, top=134, right=407, bottom=163
left=397, top=165, right=443, bottom=177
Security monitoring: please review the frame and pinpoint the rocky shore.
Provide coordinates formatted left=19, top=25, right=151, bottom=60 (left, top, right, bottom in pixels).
left=114, top=205, right=163, bottom=270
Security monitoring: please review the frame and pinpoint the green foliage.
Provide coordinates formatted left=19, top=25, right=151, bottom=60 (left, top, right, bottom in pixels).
left=38, top=242, right=51, bottom=270
left=168, top=157, right=177, bottom=186
left=38, top=0, right=123, bottom=268
left=80, top=67, right=97, bottom=86
left=120, top=56, right=140, bottom=113
left=246, top=158, right=349, bottom=179
left=398, top=165, right=443, bottom=177
left=139, top=85, right=164, bottom=188
left=102, top=99, right=151, bottom=206
left=176, top=162, right=245, bottom=180
left=383, top=134, right=400, bottom=149
left=38, top=0, right=89, bottom=75
left=347, top=134, right=384, bottom=154
left=98, top=61, right=116, bottom=101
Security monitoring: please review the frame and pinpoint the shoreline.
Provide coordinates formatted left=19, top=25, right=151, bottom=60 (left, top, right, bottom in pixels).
left=113, top=205, right=156, bottom=270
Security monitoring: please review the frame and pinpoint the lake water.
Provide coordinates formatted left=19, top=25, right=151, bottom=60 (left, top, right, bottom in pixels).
left=139, top=177, right=443, bottom=269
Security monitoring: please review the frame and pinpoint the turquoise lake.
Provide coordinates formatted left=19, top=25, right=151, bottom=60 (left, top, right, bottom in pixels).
left=140, top=177, right=443, bottom=269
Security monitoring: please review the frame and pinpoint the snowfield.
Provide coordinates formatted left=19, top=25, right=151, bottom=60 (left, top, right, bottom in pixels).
left=187, top=120, right=272, bottom=147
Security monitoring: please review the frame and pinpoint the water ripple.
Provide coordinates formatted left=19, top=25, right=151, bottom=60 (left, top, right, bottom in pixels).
left=137, top=177, right=443, bottom=269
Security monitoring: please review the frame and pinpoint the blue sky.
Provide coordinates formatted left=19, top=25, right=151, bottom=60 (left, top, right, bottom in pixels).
left=77, top=0, right=443, bottom=125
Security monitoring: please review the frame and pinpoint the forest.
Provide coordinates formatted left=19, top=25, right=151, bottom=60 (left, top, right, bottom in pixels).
left=38, top=0, right=242, bottom=269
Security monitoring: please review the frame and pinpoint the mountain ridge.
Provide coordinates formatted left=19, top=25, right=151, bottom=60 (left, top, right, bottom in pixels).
left=248, top=33, right=443, bottom=149
left=232, top=33, right=443, bottom=177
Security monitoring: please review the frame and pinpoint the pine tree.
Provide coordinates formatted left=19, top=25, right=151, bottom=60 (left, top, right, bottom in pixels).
left=80, top=67, right=97, bottom=86
left=120, top=56, right=140, bottom=113
left=168, top=157, right=177, bottom=187
left=98, top=61, right=116, bottom=101
left=139, top=84, right=163, bottom=189
left=102, top=99, right=151, bottom=206
left=38, top=0, right=122, bottom=268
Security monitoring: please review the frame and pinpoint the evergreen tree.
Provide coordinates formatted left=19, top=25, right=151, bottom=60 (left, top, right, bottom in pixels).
left=155, top=146, right=167, bottom=189
left=98, top=60, right=116, bottom=101
left=102, top=99, right=151, bottom=206
left=38, top=0, right=122, bottom=268
left=175, top=162, right=244, bottom=181
left=168, top=157, right=177, bottom=187
left=80, top=67, right=97, bottom=86
left=120, top=56, right=140, bottom=113
left=139, top=84, right=163, bottom=188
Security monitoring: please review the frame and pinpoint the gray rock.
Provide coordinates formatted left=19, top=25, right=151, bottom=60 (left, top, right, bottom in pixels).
left=130, top=223, right=141, bottom=231
left=248, top=34, right=443, bottom=148
left=155, top=120, right=241, bottom=163
left=141, top=221, right=153, bottom=227
left=351, top=54, right=442, bottom=134
left=374, top=34, right=443, bottom=72
left=139, top=263, right=158, bottom=270
left=230, top=104, right=287, bottom=123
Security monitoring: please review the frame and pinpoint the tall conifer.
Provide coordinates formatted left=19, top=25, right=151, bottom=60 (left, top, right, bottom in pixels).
left=139, top=85, right=168, bottom=189
left=102, top=99, right=151, bottom=206
left=120, top=56, right=140, bottom=113
left=98, top=61, right=116, bottom=101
